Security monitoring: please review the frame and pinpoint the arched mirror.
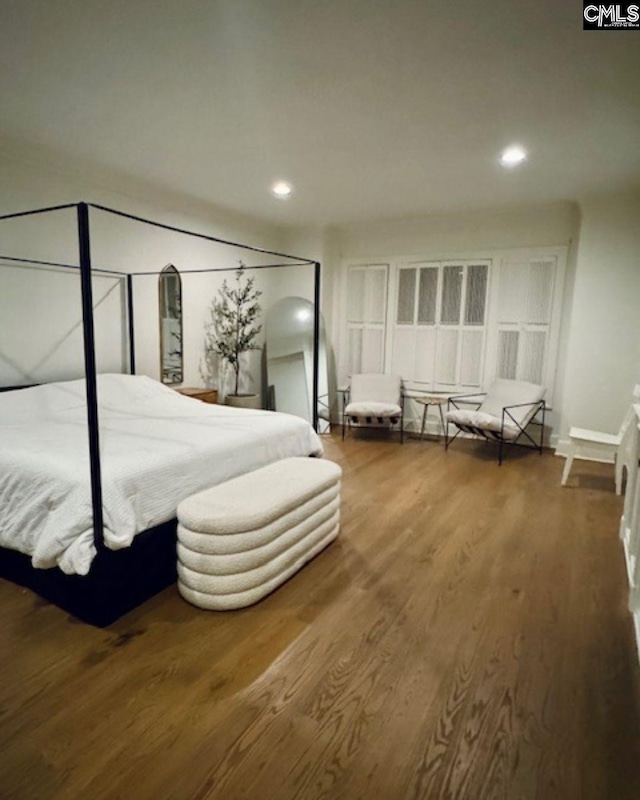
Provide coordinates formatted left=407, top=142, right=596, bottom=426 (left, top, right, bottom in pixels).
left=159, top=264, right=183, bottom=384
left=265, top=296, right=330, bottom=433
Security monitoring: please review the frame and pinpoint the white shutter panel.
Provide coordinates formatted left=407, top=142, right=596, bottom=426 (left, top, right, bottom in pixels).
left=519, top=329, right=546, bottom=384
left=366, top=267, right=387, bottom=323
left=435, top=329, right=459, bottom=385
left=464, top=264, right=488, bottom=325
left=441, top=265, right=463, bottom=324
left=525, top=260, right=554, bottom=324
left=415, top=328, right=437, bottom=384
left=495, top=255, right=557, bottom=389
left=391, top=328, right=416, bottom=379
left=498, top=262, right=527, bottom=323
left=345, top=264, right=388, bottom=380
left=396, top=268, right=417, bottom=324
left=347, top=328, right=363, bottom=376
left=497, top=329, right=519, bottom=379
left=460, top=329, right=484, bottom=386
left=362, top=329, right=384, bottom=373
left=347, top=269, right=365, bottom=323
left=417, top=267, right=438, bottom=324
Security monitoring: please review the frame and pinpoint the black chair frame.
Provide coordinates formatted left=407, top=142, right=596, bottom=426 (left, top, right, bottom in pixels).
left=341, top=388, right=405, bottom=443
left=444, top=392, right=546, bottom=465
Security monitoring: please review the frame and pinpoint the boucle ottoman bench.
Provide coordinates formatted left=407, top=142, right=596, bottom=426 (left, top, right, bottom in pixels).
left=176, top=457, right=342, bottom=610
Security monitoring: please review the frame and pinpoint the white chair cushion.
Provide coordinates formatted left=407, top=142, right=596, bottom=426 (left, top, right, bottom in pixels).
left=446, top=409, right=521, bottom=441
left=345, top=401, right=402, bottom=418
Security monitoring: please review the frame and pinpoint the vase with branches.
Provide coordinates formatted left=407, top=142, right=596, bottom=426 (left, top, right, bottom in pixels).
left=203, top=263, right=262, bottom=399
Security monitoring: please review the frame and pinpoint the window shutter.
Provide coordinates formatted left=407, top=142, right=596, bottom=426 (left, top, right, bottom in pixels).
left=414, top=328, right=437, bottom=384
left=347, top=269, right=365, bottom=323
left=391, top=327, right=417, bottom=381
left=396, top=268, right=417, bottom=324
left=362, top=328, right=385, bottom=373
left=519, top=328, right=546, bottom=384
left=366, top=268, right=387, bottom=324
left=434, top=329, right=459, bottom=385
left=525, top=260, right=554, bottom=324
left=347, top=328, right=363, bottom=377
left=390, top=260, right=489, bottom=390
left=496, top=256, right=556, bottom=388
left=440, top=265, right=463, bottom=324
left=344, top=264, right=388, bottom=380
left=417, top=267, right=438, bottom=324
left=465, top=264, right=488, bottom=325
left=460, top=329, right=484, bottom=386
left=497, top=329, right=519, bottom=379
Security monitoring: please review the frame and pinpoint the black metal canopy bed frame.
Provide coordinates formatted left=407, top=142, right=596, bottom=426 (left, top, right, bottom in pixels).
left=0, top=201, right=321, bottom=626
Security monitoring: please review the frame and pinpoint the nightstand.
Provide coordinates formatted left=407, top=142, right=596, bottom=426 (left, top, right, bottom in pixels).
left=176, top=387, right=219, bottom=404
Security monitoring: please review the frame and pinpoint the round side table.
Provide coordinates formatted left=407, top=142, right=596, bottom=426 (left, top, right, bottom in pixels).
left=413, top=393, right=451, bottom=440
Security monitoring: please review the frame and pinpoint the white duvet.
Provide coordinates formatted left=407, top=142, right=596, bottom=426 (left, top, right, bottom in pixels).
left=0, top=374, right=323, bottom=575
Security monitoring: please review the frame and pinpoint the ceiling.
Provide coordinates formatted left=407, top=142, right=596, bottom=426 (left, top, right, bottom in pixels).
left=1, top=0, right=639, bottom=226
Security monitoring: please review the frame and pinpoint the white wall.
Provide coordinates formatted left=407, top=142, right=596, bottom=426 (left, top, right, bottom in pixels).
left=279, top=225, right=341, bottom=328
left=0, top=143, right=283, bottom=395
left=335, top=203, right=579, bottom=257
left=559, top=193, right=640, bottom=444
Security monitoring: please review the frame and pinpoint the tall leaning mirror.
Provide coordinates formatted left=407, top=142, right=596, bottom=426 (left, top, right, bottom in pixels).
left=265, top=296, right=330, bottom=433
left=159, top=264, right=183, bottom=384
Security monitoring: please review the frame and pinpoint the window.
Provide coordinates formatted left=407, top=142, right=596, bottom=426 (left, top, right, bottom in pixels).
left=343, top=264, right=388, bottom=380
left=495, top=256, right=556, bottom=387
left=390, top=260, right=490, bottom=390
left=341, top=248, right=565, bottom=401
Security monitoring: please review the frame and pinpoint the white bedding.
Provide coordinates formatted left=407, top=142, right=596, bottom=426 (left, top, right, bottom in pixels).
left=0, top=374, right=323, bottom=575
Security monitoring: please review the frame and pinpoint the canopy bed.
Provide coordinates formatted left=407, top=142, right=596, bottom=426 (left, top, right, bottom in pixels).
left=0, top=202, right=322, bottom=625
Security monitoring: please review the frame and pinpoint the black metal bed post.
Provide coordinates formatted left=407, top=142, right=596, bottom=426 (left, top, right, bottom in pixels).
left=312, top=261, right=321, bottom=432
left=126, top=274, right=136, bottom=375
left=77, top=202, right=105, bottom=554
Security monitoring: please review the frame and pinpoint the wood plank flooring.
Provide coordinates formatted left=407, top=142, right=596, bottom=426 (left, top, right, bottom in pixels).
left=1, top=434, right=639, bottom=800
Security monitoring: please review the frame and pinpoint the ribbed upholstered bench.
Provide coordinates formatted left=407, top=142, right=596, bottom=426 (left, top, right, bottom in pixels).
left=176, top=457, right=342, bottom=610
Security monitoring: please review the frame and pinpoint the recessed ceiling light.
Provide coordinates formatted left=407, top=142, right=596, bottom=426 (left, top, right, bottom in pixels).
left=500, top=145, right=527, bottom=167
left=270, top=180, right=294, bottom=199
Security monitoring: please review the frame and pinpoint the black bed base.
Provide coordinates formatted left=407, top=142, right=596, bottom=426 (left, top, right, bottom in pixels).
left=0, top=520, right=178, bottom=627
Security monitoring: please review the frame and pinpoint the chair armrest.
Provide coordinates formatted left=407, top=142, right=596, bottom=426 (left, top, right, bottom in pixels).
left=502, top=400, right=545, bottom=411
left=502, top=399, right=545, bottom=422
left=448, top=392, right=486, bottom=412
left=502, top=400, right=545, bottom=431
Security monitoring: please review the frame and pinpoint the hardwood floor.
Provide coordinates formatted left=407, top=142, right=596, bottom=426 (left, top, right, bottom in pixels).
left=1, top=434, right=639, bottom=800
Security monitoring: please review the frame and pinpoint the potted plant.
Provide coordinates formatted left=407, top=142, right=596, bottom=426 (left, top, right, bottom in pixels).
left=202, top=263, right=263, bottom=408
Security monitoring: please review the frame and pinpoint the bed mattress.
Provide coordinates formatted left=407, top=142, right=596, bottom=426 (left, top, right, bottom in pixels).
left=0, top=374, right=323, bottom=576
